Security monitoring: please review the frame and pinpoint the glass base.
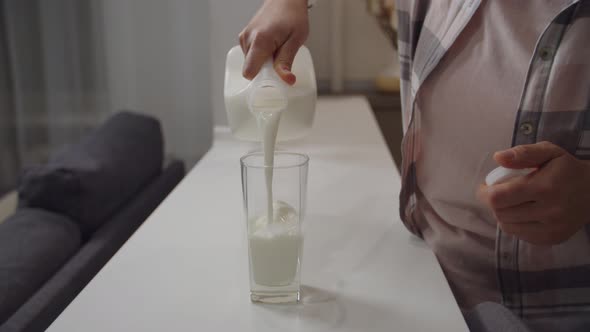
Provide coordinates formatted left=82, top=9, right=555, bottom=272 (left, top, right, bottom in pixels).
left=250, top=290, right=300, bottom=304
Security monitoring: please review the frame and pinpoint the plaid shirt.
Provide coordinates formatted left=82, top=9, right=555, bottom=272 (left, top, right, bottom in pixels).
left=397, top=0, right=590, bottom=320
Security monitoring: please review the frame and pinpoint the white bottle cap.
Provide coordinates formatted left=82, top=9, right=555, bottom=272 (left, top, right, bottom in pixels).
left=485, top=167, right=535, bottom=186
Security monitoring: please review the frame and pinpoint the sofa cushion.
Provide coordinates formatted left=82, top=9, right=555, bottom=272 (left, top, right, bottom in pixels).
left=18, top=111, right=164, bottom=237
left=0, top=209, right=81, bottom=324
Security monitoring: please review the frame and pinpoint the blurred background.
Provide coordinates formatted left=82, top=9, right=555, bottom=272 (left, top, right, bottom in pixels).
left=0, top=0, right=401, bottom=221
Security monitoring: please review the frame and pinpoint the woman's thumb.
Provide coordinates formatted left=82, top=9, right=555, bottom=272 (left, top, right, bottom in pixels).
left=494, top=141, right=565, bottom=168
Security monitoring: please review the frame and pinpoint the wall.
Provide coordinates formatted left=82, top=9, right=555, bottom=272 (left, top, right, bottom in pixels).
left=307, top=0, right=397, bottom=82
left=100, top=0, right=212, bottom=166
left=339, top=0, right=397, bottom=81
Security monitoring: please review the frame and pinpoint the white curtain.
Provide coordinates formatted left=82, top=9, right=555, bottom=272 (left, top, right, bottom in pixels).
left=0, top=0, right=213, bottom=194
left=0, top=0, right=109, bottom=193
left=0, top=3, right=18, bottom=194
left=100, top=0, right=212, bottom=167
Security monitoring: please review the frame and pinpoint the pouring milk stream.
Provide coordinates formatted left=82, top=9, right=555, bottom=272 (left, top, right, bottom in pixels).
left=247, top=65, right=300, bottom=286
left=225, top=46, right=316, bottom=286
left=246, top=60, right=288, bottom=223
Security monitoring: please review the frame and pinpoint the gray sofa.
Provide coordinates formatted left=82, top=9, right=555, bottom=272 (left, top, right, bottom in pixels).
left=0, top=112, right=186, bottom=332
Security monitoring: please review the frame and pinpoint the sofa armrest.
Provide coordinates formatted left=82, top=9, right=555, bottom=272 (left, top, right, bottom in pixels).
left=0, top=161, right=185, bottom=332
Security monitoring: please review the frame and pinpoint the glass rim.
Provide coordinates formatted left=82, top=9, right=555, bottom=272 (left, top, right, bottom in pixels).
left=240, top=151, right=309, bottom=169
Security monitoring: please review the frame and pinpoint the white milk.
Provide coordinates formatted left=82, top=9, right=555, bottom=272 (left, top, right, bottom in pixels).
left=248, top=201, right=302, bottom=286
left=246, top=70, right=302, bottom=287
left=256, top=110, right=281, bottom=221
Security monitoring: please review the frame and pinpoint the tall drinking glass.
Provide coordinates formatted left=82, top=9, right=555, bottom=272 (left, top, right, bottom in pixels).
left=241, top=152, right=309, bottom=304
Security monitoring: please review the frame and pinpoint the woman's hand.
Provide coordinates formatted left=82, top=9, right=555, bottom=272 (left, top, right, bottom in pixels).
left=477, top=141, right=590, bottom=245
left=239, top=0, right=309, bottom=85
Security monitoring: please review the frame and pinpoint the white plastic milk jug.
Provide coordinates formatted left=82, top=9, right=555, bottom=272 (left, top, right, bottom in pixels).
left=224, top=45, right=317, bottom=141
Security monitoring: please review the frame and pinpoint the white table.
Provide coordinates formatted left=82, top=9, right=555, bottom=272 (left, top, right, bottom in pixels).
left=48, top=97, right=468, bottom=332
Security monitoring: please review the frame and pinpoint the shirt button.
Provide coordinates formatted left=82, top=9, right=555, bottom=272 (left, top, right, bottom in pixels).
left=539, top=47, right=553, bottom=61
left=519, top=122, right=534, bottom=135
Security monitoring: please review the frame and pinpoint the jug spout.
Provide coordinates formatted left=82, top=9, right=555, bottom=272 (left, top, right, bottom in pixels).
left=224, top=45, right=317, bottom=142
left=248, top=60, right=288, bottom=114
